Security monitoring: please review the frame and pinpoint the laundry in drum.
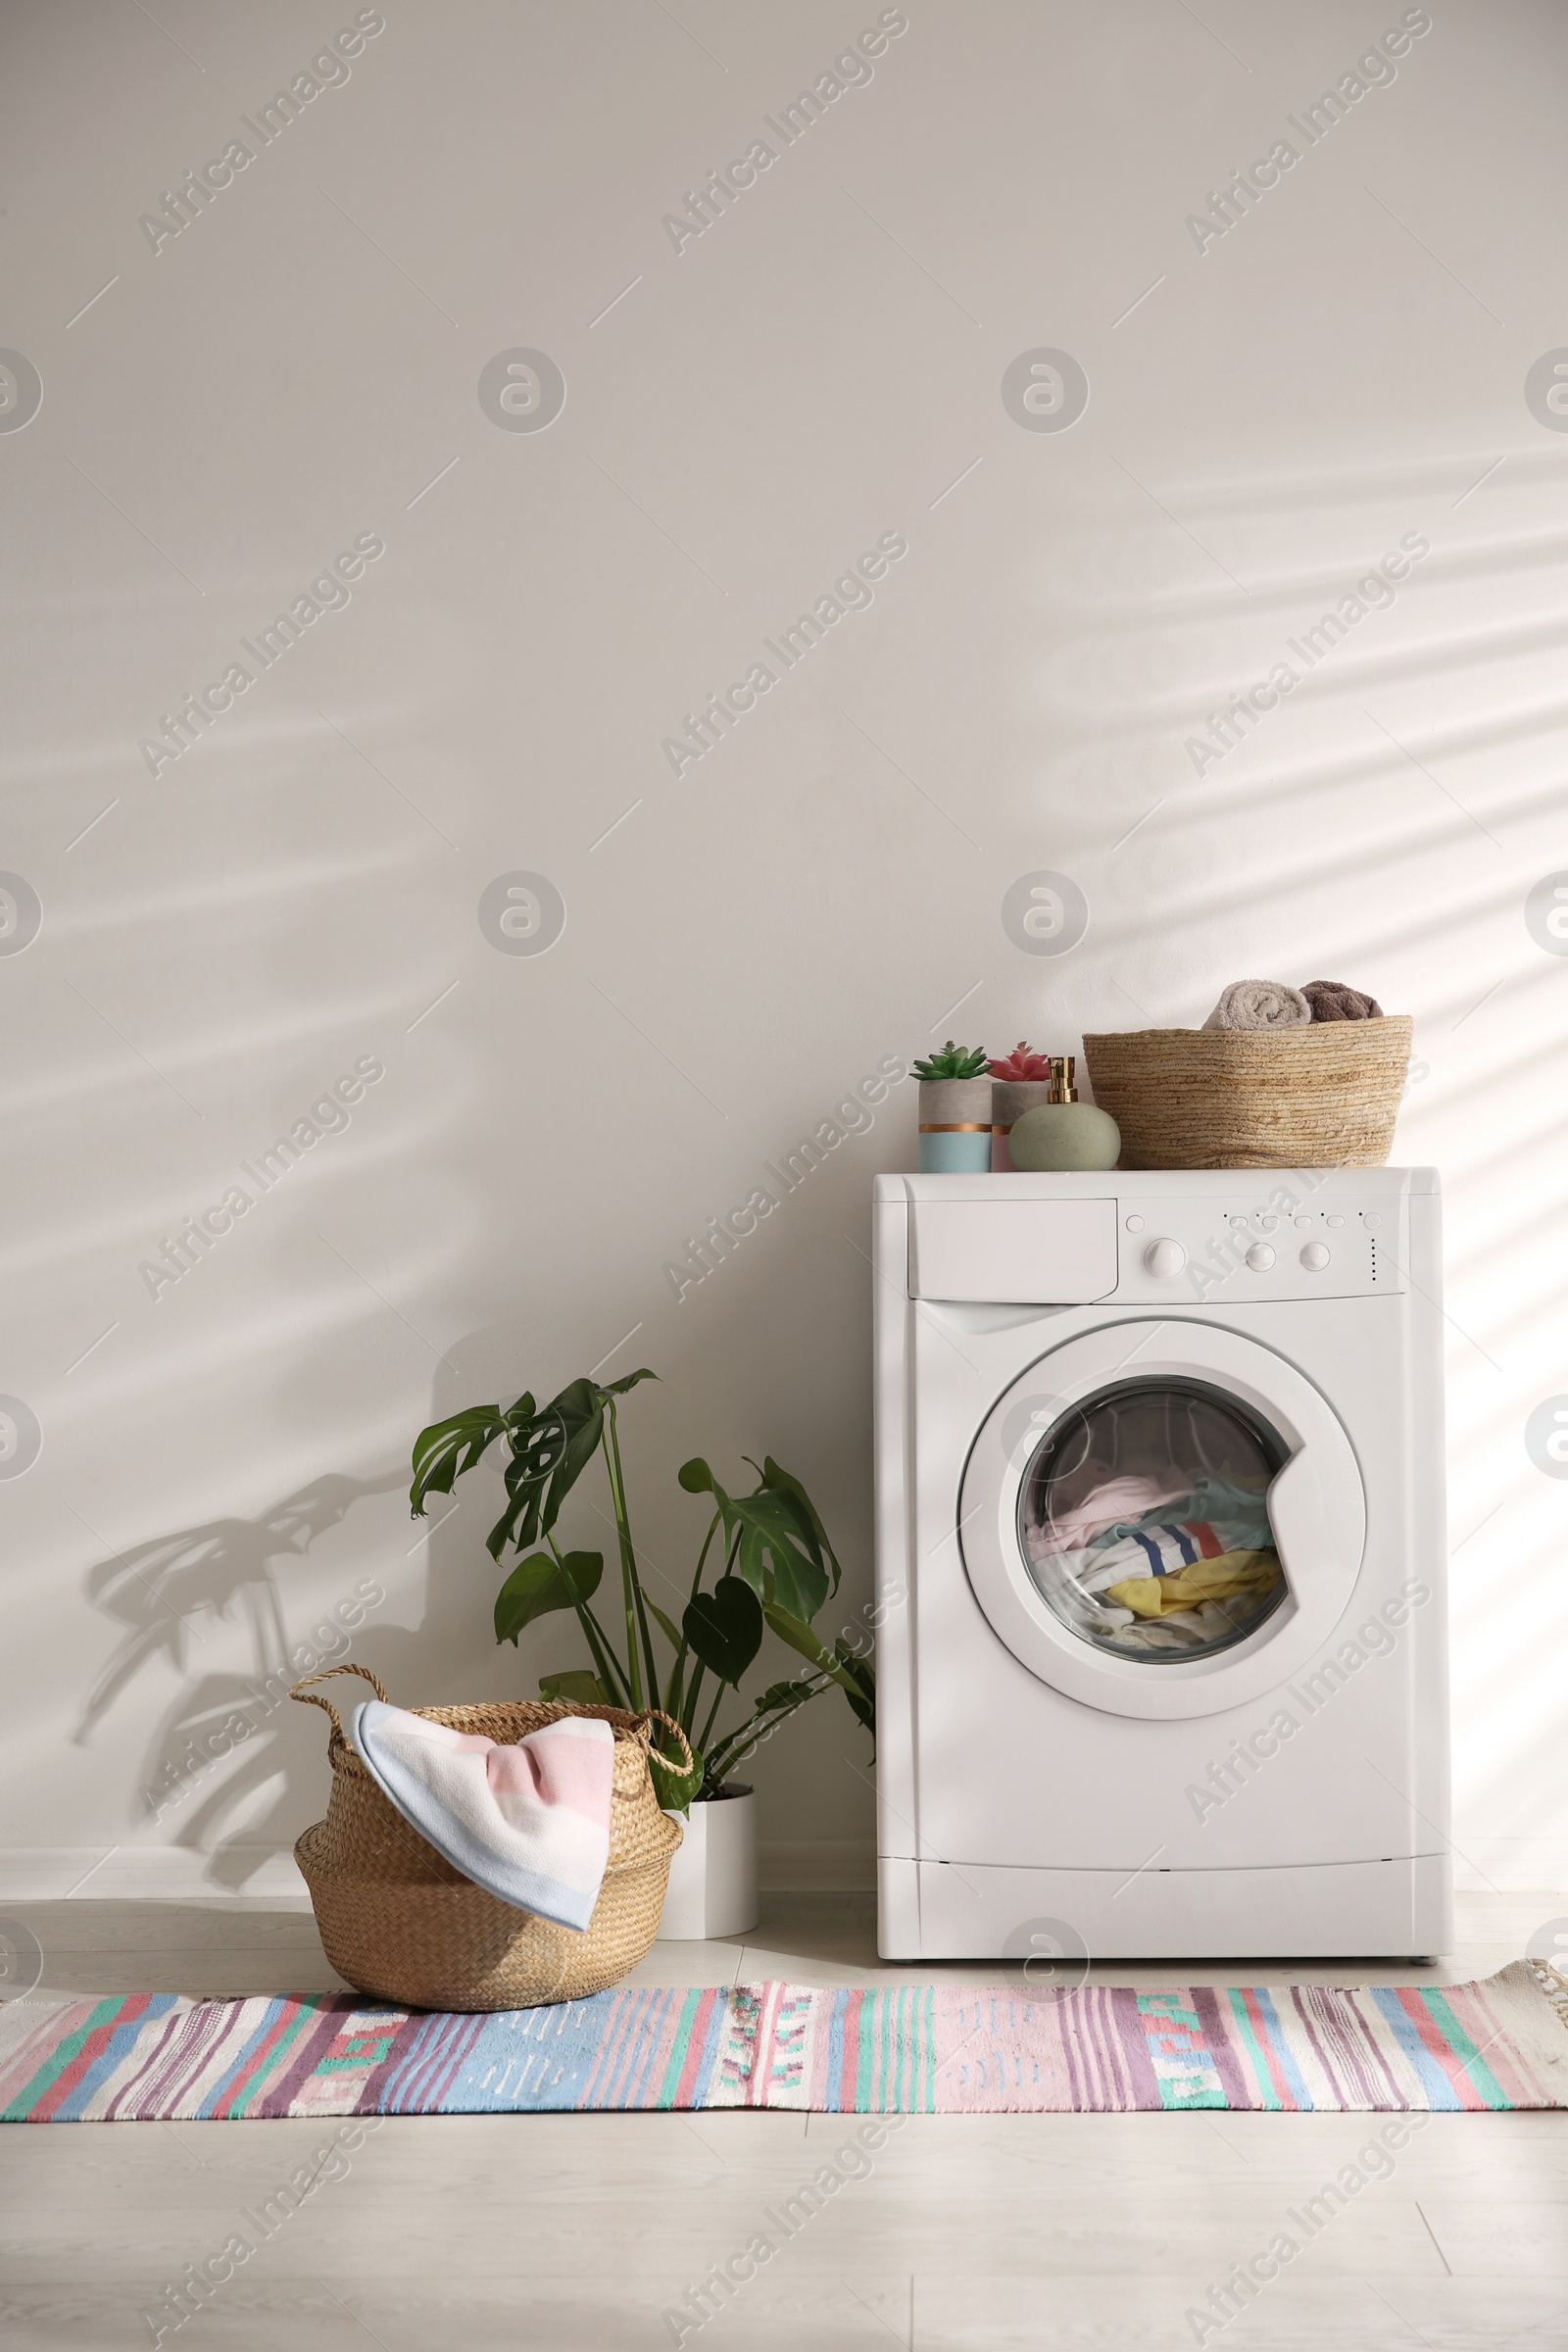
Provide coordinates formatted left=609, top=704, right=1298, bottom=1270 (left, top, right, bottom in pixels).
left=1017, top=1471, right=1189, bottom=1554
left=1019, top=1418, right=1288, bottom=1659
left=1102, top=1550, right=1280, bottom=1618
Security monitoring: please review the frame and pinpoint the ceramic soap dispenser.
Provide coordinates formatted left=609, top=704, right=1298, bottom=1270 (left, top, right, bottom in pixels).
left=1007, top=1055, right=1120, bottom=1171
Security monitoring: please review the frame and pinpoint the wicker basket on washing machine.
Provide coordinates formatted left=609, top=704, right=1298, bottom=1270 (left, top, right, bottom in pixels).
left=1081, top=1017, right=1412, bottom=1170
left=290, top=1663, right=686, bottom=2011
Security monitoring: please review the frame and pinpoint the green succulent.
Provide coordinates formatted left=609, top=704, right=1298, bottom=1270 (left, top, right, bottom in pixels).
left=912, top=1040, right=990, bottom=1082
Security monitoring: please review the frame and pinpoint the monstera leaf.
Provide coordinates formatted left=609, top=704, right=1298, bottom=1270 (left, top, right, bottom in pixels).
left=683, top=1577, right=764, bottom=1686
left=483, top=1386, right=586, bottom=1561
left=410, top=1402, right=512, bottom=1515
left=732, top=1491, right=829, bottom=1621
left=755, top=1455, right=842, bottom=1598
left=677, top=1460, right=829, bottom=1622
left=761, top=1601, right=876, bottom=1739
left=649, top=1737, right=704, bottom=1813
left=829, top=1639, right=876, bottom=1740
left=753, top=1676, right=819, bottom=1713
left=494, top=1549, right=603, bottom=1645
left=538, top=1668, right=611, bottom=1704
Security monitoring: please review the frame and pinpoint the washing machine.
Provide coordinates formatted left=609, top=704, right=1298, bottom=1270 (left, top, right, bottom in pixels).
left=873, top=1167, right=1452, bottom=1960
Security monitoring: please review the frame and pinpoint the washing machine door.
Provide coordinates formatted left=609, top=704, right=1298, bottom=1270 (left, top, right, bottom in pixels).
left=958, top=1318, right=1367, bottom=1721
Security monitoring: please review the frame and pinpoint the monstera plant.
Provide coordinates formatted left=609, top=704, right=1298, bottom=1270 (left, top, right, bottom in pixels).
left=409, top=1370, right=873, bottom=1808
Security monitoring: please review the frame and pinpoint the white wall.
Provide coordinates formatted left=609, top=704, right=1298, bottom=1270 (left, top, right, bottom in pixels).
left=3, top=0, right=1566, bottom=1898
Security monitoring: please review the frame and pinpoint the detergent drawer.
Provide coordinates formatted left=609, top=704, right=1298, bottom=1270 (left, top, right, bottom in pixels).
left=907, top=1198, right=1116, bottom=1303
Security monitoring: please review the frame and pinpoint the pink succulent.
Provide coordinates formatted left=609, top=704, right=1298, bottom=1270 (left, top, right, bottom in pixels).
left=989, top=1041, right=1053, bottom=1082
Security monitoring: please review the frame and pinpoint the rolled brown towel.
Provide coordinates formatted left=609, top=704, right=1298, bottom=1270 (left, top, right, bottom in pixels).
left=1302, top=979, right=1383, bottom=1021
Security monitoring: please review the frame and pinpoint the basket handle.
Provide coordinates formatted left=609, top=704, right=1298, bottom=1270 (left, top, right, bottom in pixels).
left=289, top=1660, right=392, bottom=1739
left=639, top=1709, right=695, bottom=1776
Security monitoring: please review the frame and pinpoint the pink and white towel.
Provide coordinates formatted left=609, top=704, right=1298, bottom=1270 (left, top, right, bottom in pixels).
left=347, top=1701, right=615, bottom=1932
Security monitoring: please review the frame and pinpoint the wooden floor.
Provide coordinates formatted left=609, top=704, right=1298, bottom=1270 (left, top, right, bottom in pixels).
left=2, top=1889, right=1565, bottom=2348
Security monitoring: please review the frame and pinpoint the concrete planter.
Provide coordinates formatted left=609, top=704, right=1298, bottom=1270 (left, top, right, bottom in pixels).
left=991, top=1078, right=1054, bottom=1171
left=656, top=1785, right=760, bottom=1940
left=917, top=1077, right=992, bottom=1173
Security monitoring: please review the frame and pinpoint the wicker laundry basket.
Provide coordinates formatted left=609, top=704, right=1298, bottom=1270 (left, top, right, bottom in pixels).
left=1080, top=1016, right=1412, bottom=1170
left=291, top=1663, right=686, bottom=2011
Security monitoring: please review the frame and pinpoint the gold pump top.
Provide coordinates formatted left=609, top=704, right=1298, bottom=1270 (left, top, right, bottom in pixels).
left=1049, top=1054, right=1077, bottom=1103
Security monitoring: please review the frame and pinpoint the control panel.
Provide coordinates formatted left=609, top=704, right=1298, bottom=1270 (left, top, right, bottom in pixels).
left=1115, top=1188, right=1402, bottom=1302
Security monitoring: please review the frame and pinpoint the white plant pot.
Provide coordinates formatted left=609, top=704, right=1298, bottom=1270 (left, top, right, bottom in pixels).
left=656, top=1786, right=760, bottom=1940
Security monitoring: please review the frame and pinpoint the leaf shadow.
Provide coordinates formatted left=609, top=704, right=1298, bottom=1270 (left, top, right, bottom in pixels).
left=74, top=1468, right=406, bottom=1888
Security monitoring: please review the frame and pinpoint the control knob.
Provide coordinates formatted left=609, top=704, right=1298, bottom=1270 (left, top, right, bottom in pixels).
left=1144, top=1238, right=1186, bottom=1278
left=1300, top=1242, right=1331, bottom=1271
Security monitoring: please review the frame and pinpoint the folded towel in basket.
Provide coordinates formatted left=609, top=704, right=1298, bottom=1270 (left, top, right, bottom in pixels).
left=1201, top=979, right=1312, bottom=1031
left=347, top=1701, right=615, bottom=1931
left=1301, top=978, right=1383, bottom=1021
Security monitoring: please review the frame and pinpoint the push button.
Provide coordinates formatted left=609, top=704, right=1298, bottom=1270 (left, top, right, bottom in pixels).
left=1246, top=1243, right=1276, bottom=1271
left=1300, top=1242, right=1331, bottom=1271
left=1144, top=1238, right=1186, bottom=1278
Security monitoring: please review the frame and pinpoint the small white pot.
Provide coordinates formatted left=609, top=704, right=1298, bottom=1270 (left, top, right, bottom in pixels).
left=657, top=1785, right=760, bottom=1940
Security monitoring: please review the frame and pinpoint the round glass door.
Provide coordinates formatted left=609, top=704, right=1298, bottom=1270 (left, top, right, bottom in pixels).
left=1018, top=1376, right=1288, bottom=1661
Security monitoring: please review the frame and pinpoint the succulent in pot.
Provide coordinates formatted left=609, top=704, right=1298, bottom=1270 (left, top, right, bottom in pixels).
left=911, top=1040, right=993, bottom=1172
left=988, top=1041, right=1055, bottom=1171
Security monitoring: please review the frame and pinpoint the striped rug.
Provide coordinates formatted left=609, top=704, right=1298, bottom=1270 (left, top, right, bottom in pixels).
left=2, top=1964, right=1564, bottom=2120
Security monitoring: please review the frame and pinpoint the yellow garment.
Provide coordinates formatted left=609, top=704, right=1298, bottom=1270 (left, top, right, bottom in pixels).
left=1105, top=1550, right=1282, bottom=1620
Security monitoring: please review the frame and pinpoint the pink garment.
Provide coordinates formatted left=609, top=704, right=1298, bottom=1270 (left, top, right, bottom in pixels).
left=1030, top=1474, right=1190, bottom=1557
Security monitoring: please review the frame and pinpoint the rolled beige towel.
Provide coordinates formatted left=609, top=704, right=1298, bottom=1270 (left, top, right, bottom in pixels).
left=1302, top=979, right=1383, bottom=1021
left=1202, top=979, right=1312, bottom=1032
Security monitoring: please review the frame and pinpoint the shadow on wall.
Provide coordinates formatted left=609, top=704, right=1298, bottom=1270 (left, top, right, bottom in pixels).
left=73, top=1468, right=430, bottom=1889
